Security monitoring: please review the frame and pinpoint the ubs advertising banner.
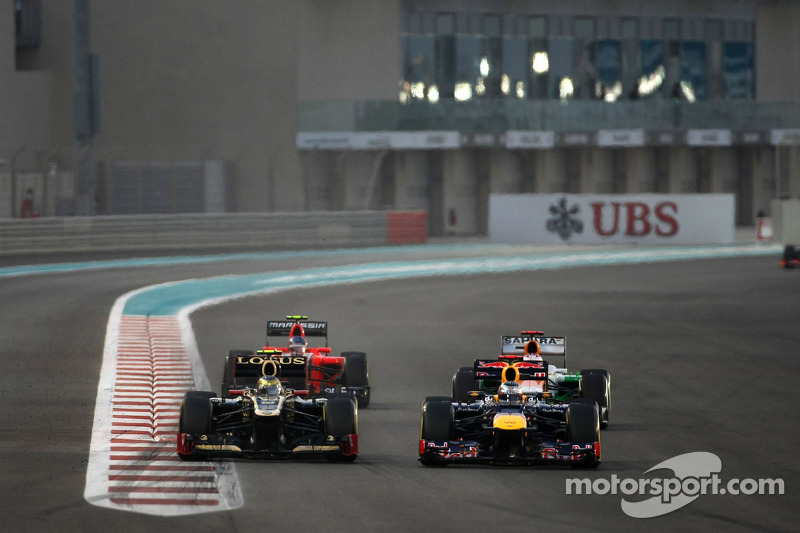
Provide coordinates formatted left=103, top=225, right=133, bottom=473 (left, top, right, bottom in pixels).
left=489, top=194, right=735, bottom=245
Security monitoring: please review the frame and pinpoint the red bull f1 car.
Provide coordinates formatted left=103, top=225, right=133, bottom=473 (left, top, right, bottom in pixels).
left=782, top=245, right=800, bottom=268
left=451, top=331, right=610, bottom=428
left=420, top=365, right=600, bottom=467
left=177, top=376, right=358, bottom=461
left=221, top=315, right=370, bottom=407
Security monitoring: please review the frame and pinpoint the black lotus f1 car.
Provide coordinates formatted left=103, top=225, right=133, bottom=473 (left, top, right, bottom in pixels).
left=420, top=369, right=600, bottom=467
left=177, top=381, right=358, bottom=462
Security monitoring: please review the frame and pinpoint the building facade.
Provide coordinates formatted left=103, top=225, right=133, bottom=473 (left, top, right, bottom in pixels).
left=2, top=0, right=800, bottom=233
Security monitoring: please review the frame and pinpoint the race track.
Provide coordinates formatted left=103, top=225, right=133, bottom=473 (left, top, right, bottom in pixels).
left=1, top=243, right=797, bottom=532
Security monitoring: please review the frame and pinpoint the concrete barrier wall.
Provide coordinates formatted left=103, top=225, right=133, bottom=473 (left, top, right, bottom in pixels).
left=0, top=211, right=427, bottom=255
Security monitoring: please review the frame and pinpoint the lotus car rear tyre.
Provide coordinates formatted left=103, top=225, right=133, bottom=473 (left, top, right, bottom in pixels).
left=178, top=391, right=215, bottom=460
left=222, top=350, right=253, bottom=396
left=342, top=351, right=370, bottom=408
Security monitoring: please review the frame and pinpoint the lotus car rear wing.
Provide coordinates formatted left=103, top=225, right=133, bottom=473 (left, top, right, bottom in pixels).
left=233, top=349, right=307, bottom=388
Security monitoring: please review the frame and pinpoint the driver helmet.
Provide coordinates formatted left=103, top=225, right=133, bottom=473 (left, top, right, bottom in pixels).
left=497, top=380, right=523, bottom=403
left=256, top=375, right=282, bottom=398
left=288, top=335, right=308, bottom=356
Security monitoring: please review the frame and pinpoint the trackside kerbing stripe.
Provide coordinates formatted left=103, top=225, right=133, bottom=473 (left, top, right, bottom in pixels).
left=85, top=301, right=243, bottom=516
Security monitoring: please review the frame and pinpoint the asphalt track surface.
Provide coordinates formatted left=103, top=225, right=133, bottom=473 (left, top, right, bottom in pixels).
left=1, top=243, right=797, bottom=532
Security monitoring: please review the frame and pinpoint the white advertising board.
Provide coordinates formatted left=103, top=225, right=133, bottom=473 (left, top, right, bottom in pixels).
left=297, top=131, right=461, bottom=150
left=489, top=194, right=735, bottom=245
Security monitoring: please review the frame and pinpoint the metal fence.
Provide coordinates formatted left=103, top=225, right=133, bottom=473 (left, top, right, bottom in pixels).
left=106, top=160, right=234, bottom=215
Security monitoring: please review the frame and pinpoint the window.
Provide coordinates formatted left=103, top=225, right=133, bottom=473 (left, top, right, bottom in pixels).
left=400, top=34, right=436, bottom=103
left=435, top=14, right=456, bottom=100
left=681, top=41, right=706, bottom=101
left=574, top=18, right=596, bottom=99
left=455, top=34, right=482, bottom=101
left=638, top=40, right=666, bottom=98
left=621, top=19, right=640, bottom=99
left=548, top=37, right=574, bottom=100
left=723, top=41, right=754, bottom=99
left=503, top=36, right=528, bottom=98
left=528, top=17, right=549, bottom=99
left=483, top=15, right=503, bottom=98
left=705, top=20, right=723, bottom=99
left=400, top=10, right=752, bottom=104
left=662, top=19, right=682, bottom=99
left=596, top=40, right=622, bottom=101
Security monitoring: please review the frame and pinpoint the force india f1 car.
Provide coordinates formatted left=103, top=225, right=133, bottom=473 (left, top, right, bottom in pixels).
left=451, top=331, right=610, bottom=428
left=177, top=376, right=358, bottom=461
left=419, top=366, right=601, bottom=467
left=221, top=316, right=370, bottom=407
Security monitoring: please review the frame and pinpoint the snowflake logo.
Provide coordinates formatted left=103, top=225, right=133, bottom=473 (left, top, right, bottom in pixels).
left=545, top=197, right=584, bottom=241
